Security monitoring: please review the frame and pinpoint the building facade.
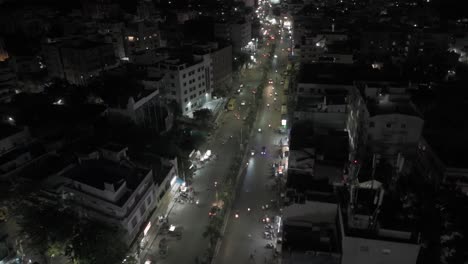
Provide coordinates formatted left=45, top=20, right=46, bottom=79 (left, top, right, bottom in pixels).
left=43, top=39, right=118, bottom=85
left=159, top=55, right=213, bottom=115
left=193, top=42, right=232, bottom=95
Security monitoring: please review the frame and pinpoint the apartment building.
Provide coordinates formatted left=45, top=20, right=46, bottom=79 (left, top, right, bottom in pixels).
left=124, top=20, right=161, bottom=62
left=193, top=42, right=233, bottom=95
left=347, top=82, right=424, bottom=157
left=43, top=38, right=118, bottom=85
left=59, top=145, right=157, bottom=243
left=159, top=55, right=213, bottom=115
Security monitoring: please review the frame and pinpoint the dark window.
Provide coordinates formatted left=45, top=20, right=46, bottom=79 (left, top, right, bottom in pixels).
left=184, top=98, right=188, bottom=102
left=131, top=217, right=138, bottom=228
left=171, top=91, right=176, bottom=95
left=369, top=122, right=375, bottom=128
left=386, top=123, right=391, bottom=128
left=401, top=124, right=406, bottom=128
left=184, top=90, right=188, bottom=94
left=298, top=87, right=304, bottom=92
left=360, top=246, right=369, bottom=252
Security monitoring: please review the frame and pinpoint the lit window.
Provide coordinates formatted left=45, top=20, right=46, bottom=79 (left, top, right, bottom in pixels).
left=128, top=36, right=134, bottom=41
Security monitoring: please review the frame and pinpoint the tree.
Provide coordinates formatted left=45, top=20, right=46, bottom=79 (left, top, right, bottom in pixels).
left=70, top=220, right=128, bottom=264
left=203, top=216, right=223, bottom=249
left=16, top=201, right=129, bottom=264
left=193, top=108, right=213, bottom=123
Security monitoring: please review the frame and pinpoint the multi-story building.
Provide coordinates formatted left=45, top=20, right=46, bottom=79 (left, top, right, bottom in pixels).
left=292, top=63, right=354, bottom=130
left=298, top=32, right=353, bottom=64
left=214, top=20, right=252, bottom=52
left=124, top=20, right=161, bottom=62
left=337, top=181, right=421, bottom=264
left=347, top=83, right=424, bottom=157
left=107, top=81, right=174, bottom=134
left=98, top=21, right=126, bottom=60
left=159, top=55, right=213, bottom=115
left=59, top=145, right=157, bottom=243
left=193, top=42, right=232, bottom=95
left=43, top=38, right=118, bottom=85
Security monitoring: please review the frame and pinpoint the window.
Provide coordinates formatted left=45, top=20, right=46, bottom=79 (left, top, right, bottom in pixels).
left=170, top=74, right=175, bottom=79
left=184, top=90, right=188, bottom=94
left=298, top=87, right=304, bottom=92
left=401, top=124, right=406, bottom=128
left=386, top=123, right=391, bottom=128
left=171, top=83, right=175, bottom=87
left=131, top=217, right=138, bottom=228
left=360, top=246, right=369, bottom=252
left=184, top=98, right=188, bottom=102
left=139, top=204, right=146, bottom=217
left=185, top=107, right=188, bottom=111
left=183, top=82, right=187, bottom=87
left=382, top=249, right=391, bottom=255
left=146, top=195, right=152, bottom=206
left=369, top=121, right=375, bottom=128
left=183, top=74, right=186, bottom=78
left=171, top=91, right=176, bottom=95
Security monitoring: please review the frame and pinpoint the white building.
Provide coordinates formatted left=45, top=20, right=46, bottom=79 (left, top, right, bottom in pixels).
left=347, top=83, right=424, bottom=156
left=108, top=86, right=174, bottom=134
left=58, top=144, right=177, bottom=244
left=338, top=182, right=421, bottom=264
left=159, top=55, right=213, bottom=115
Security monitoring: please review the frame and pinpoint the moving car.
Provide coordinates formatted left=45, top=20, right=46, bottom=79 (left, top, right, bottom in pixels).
left=241, top=100, right=246, bottom=106
left=261, top=146, right=266, bottom=155
left=268, top=79, right=273, bottom=84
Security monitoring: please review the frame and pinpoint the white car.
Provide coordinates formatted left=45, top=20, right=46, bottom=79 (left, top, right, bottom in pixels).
left=241, top=100, right=246, bottom=106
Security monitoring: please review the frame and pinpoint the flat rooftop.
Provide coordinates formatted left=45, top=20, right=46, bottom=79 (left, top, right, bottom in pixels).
left=367, top=97, right=422, bottom=117
left=64, top=159, right=149, bottom=191
left=337, top=186, right=419, bottom=244
left=298, top=63, right=356, bottom=85
left=289, top=122, right=349, bottom=163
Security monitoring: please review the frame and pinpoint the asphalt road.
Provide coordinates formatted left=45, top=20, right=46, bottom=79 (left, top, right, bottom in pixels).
left=214, top=18, right=291, bottom=264
left=143, top=50, right=265, bottom=264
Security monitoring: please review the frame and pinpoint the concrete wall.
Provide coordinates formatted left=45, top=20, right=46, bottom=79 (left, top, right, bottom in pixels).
left=341, top=235, right=420, bottom=264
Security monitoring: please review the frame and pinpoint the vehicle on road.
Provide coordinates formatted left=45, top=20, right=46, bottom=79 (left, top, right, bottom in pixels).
left=258, top=128, right=262, bottom=133
left=227, top=98, right=236, bottom=111
left=268, top=79, right=273, bottom=84
left=209, top=206, right=221, bottom=217
left=241, top=100, right=246, bottom=106
left=240, top=83, right=244, bottom=88
left=261, top=146, right=266, bottom=155
left=251, top=149, right=255, bottom=156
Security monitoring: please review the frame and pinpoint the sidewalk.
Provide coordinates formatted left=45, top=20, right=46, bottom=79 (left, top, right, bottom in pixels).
left=138, top=182, right=181, bottom=264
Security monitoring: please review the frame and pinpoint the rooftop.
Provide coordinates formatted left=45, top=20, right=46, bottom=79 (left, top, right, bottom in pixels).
left=367, top=97, right=422, bottom=117
left=337, top=186, right=420, bottom=244
left=298, top=63, right=356, bottom=85
left=64, top=159, right=149, bottom=192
